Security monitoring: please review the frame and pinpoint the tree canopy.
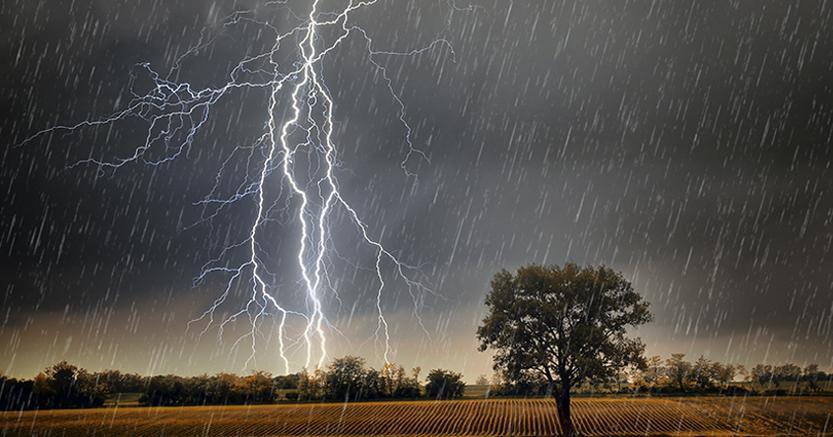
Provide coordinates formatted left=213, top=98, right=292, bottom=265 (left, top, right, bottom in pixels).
left=477, top=263, right=652, bottom=435
left=425, top=369, right=465, bottom=399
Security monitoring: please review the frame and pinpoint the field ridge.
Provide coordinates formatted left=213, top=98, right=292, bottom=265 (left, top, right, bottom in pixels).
left=1, top=396, right=831, bottom=436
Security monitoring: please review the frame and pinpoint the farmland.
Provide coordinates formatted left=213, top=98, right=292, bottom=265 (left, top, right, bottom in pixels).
left=1, top=396, right=831, bottom=436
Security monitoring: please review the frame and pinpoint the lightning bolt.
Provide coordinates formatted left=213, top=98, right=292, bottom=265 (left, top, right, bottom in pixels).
left=19, top=0, right=463, bottom=372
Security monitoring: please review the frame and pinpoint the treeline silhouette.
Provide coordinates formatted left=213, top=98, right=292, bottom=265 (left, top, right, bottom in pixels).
left=0, top=356, right=464, bottom=410
left=140, top=356, right=463, bottom=406
left=2, top=354, right=829, bottom=411
left=0, top=362, right=114, bottom=410
left=285, top=356, right=461, bottom=403
left=489, top=353, right=832, bottom=397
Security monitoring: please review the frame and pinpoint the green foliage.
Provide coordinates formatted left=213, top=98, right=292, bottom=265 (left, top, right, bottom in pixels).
left=139, top=371, right=279, bottom=406
left=623, top=356, right=829, bottom=396
left=42, top=361, right=107, bottom=408
left=639, top=355, right=664, bottom=387
left=750, top=363, right=805, bottom=389
left=488, top=369, right=549, bottom=396
left=380, top=363, right=421, bottom=398
left=477, top=264, right=652, bottom=436
left=273, top=373, right=300, bottom=390
left=804, top=364, right=824, bottom=392
left=93, top=369, right=144, bottom=393
left=7, top=354, right=824, bottom=414
left=665, top=354, right=692, bottom=391
left=324, top=356, right=370, bottom=401
left=0, top=362, right=107, bottom=410
left=295, top=358, right=423, bottom=402
left=425, top=369, right=465, bottom=399
left=485, top=353, right=832, bottom=397
left=243, top=371, right=279, bottom=403
left=297, top=368, right=325, bottom=401
left=0, top=375, right=36, bottom=410
left=692, top=356, right=715, bottom=389
left=477, top=264, right=652, bottom=390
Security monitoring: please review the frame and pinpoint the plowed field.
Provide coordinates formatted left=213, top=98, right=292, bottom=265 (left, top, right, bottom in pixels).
left=1, top=396, right=831, bottom=436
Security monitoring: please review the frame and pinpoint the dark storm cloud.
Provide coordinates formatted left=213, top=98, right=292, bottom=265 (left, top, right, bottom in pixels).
left=1, top=0, right=832, bottom=376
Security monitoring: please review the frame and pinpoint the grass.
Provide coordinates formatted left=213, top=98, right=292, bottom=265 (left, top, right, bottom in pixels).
left=2, top=396, right=831, bottom=436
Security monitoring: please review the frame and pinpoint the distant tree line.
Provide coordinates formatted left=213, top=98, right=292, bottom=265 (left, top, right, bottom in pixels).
left=139, top=356, right=458, bottom=406
left=290, top=356, right=463, bottom=402
left=135, top=356, right=464, bottom=406
left=1, top=357, right=464, bottom=411
left=3, top=354, right=828, bottom=411
left=0, top=361, right=117, bottom=410
left=140, top=371, right=283, bottom=406
left=632, top=355, right=830, bottom=395
left=486, top=353, right=831, bottom=397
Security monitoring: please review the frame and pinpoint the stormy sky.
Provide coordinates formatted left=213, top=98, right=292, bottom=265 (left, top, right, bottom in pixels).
left=2, top=0, right=832, bottom=379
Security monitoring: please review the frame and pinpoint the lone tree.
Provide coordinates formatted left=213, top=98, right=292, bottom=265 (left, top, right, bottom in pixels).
left=477, top=264, right=652, bottom=436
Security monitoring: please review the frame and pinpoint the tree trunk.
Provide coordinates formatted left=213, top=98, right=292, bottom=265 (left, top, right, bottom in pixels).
left=554, top=386, right=574, bottom=436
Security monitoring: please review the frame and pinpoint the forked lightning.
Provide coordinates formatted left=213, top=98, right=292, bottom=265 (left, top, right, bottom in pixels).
left=20, top=0, right=459, bottom=372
